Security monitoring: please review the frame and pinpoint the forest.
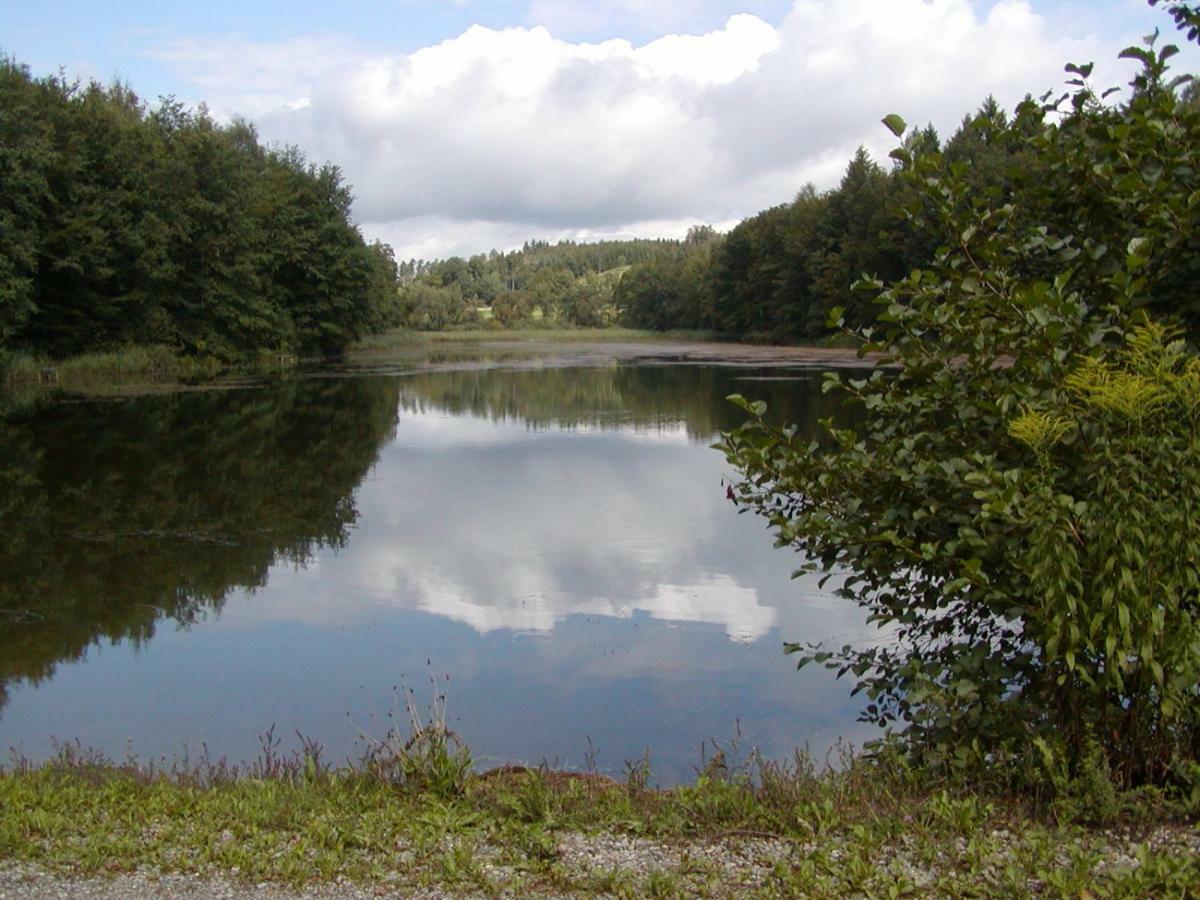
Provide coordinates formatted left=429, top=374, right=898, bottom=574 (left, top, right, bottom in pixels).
left=614, top=70, right=1194, bottom=343
left=3, top=5, right=1199, bottom=359
left=0, top=57, right=399, bottom=363
left=394, top=236, right=692, bottom=330
left=403, top=80, right=1199, bottom=343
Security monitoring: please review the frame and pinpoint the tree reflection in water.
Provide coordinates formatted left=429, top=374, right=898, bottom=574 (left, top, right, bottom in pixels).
left=0, top=360, right=870, bottom=778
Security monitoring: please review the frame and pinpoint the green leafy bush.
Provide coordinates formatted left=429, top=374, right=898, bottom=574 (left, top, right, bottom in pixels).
left=720, top=23, right=1199, bottom=789
left=1002, top=325, right=1200, bottom=782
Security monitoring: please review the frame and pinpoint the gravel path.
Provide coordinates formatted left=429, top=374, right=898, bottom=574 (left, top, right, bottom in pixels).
left=2, top=824, right=1197, bottom=897
left=0, top=830, right=787, bottom=900
left=0, top=833, right=790, bottom=899
left=0, top=866, right=397, bottom=900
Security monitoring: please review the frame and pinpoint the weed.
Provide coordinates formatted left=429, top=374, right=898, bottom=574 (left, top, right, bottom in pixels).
left=1106, top=842, right=1200, bottom=896
left=1032, top=735, right=1124, bottom=825
left=496, top=767, right=556, bottom=824
left=356, top=675, right=473, bottom=799
left=1, top=730, right=1196, bottom=895
left=584, top=867, right=636, bottom=895
left=623, top=749, right=653, bottom=794
left=644, top=868, right=683, bottom=898
left=501, top=821, right=561, bottom=867
left=926, top=789, right=996, bottom=835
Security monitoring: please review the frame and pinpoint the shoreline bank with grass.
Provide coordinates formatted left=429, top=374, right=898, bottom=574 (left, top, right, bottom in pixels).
left=0, top=329, right=724, bottom=388
left=2, top=744, right=1196, bottom=897
left=1, top=329, right=869, bottom=401
left=350, top=327, right=720, bottom=350
left=1, top=346, right=222, bottom=390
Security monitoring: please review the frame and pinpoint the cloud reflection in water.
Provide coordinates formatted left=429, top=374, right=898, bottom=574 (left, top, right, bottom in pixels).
left=0, top=363, right=882, bottom=781
left=229, top=408, right=863, bottom=648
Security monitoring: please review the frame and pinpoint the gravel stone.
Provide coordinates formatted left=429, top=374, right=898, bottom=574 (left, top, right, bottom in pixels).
left=1, top=823, right=1197, bottom=897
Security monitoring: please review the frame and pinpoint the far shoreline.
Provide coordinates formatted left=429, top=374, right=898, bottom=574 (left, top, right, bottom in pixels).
left=2, top=329, right=878, bottom=404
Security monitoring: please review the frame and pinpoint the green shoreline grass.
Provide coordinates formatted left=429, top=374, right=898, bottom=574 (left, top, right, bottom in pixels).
left=2, top=345, right=217, bottom=383
left=0, top=346, right=240, bottom=405
left=2, top=742, right=1196, bottom=897
left=0, top=329, right=715, bottom=395
left=0, top=327, right=844, bottom=400
left=347, top=326, right=720, bottom=355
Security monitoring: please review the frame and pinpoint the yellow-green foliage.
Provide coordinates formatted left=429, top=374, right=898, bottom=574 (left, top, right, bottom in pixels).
left=1007, top=406, right=1073, bottom=459
left=1066, top=323, right=1200, bottom=425
left=1012, top=323, right=1200, bottom=782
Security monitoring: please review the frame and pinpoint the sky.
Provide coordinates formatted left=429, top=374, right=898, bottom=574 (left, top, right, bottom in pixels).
left=3, top=1, right=1197, bottom=260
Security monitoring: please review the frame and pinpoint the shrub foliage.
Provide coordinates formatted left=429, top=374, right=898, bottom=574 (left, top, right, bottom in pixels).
left=720, top=22, right=1200, bottom=788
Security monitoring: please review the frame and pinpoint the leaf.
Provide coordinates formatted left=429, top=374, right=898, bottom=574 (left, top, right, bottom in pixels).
left=1118, top=46, right=1153, bottom=64
left=881, top=114, right=907, bottom=138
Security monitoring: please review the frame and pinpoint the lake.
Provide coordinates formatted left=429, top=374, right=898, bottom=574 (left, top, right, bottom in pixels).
left=0, top=341, right=880, bottom=784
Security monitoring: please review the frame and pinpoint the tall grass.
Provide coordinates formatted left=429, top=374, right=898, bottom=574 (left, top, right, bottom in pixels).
left=350, top=327, right=719, bottom=354
left=2, top=729, right=1196, bottom=895
left=0, top=350, right=42, bottom=384
left=1, top=345, right=222, bottom=391
left=56, top=345, right=182, bottom=381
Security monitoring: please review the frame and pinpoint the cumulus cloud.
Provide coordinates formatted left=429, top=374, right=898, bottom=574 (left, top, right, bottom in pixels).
left=524, top=0, right=787, bottom=45
left=366, top=214, right=741, bottom=261
left=149, top=0, right=1181, bottom=258
left=248, top=17, right=781, bottom=234
left=526, top=0, right=725, bottom=37
left=148, top=34, right=361, bottom=117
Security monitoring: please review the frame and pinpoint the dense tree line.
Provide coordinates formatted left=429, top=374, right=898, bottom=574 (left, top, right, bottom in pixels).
left=396, top=237, right=686, bottom=330
left=0, top=57, right=399, bottom=362
left=403, top=66, right=1194, bottom=343
left=619, top=72, right=1198, bottom=342
left=612, top=134, right=950, bottom=341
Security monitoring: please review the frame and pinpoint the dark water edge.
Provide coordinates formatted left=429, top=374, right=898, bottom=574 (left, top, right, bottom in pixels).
left=0, top=346, right=880, bottom=784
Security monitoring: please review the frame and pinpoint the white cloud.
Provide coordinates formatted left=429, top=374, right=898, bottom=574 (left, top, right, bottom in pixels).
left=370, top=213, right=741, bottom=261
left=148, top=0, right=1188, bottom=258
left=524, top=0, right=777, bottom=39
left=148, top=34, right=361, bottom=117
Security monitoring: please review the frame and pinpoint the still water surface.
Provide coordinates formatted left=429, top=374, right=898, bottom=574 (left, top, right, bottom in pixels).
left=0, top=345, right=878, bottom=783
